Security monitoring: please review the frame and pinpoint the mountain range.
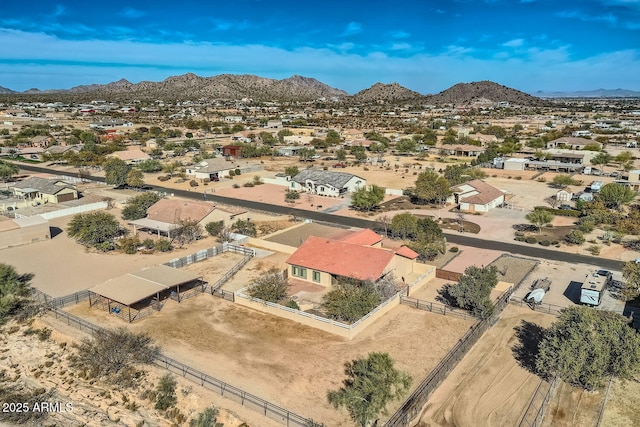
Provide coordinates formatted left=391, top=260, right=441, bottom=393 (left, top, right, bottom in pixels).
left=0, top=74, right=565, bottom=106
left=535, top=89, right=640, bottom=98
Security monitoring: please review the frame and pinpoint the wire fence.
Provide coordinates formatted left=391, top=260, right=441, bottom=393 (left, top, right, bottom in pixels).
left=510, top=296, right=564, bottom=316
left=400, top=296, right=478, bottom=320
left=518, top=377, right=559, bottom=427
left=46, top=307, right=311, bottom=426
left=384, top=287, right=512, bottom=427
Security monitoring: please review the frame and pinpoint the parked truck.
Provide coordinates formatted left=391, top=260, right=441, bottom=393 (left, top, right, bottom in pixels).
left=580, top=270, right=611, bottom=306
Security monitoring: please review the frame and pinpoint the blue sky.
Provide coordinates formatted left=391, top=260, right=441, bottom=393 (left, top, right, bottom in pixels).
left=1, top=0, right=639, bottom=94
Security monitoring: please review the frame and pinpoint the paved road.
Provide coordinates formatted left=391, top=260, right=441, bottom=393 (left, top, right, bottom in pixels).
left=17, top=163, right=625, bottom=271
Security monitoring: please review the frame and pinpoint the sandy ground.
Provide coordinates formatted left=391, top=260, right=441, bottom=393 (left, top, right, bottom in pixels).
left=0, top=213, right=244, bottom=297
left=66, top=293, right=475, bottom=426
left=543, top=381, right=603, bottom=427
left=0, top=317, right=262, bottom=427
left=417, top=305, right=557, bottom=427
left=600, top=377, right=640, bottom=427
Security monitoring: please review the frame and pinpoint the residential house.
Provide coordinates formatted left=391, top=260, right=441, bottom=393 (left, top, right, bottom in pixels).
left=129, top=198, right=216, bottom=238
left=556, top=189, right=573, bottom=202
left=290, top=169, right=365, bottom=197
left=185, top=158, right=240, bottom=181
left=277, top=146, right=306, bottom=157
left=450, top=179, right=505, bottom=213
left=10, top=177, right=79, bottom=203
left=442, top=145, right=485, bottom=157
left=546, top=137, right=600, bottom=150
left=285, top=234, right=419, bottom=287
left=0, top=216, right=51, bottom=250
left=107, top=148, right=151, bottom=165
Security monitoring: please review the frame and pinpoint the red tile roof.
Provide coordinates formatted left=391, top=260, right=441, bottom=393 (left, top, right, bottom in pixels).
left=395, top=246, right=419, bottom=259
left=337, top=229, right=383, bottom=246
left=286, top=236, right=395, bottom=281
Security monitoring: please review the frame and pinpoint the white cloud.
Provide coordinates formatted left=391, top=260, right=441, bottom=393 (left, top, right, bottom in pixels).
left=502, top=38, right=525, bottom=47
left=121, top=8, right=147, bottom=19
left=342, top=22, right=363, bottom=36
left=389, top=30, right=410, bottom=39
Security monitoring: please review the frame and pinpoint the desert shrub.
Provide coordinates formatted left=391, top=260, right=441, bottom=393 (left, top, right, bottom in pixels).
left=190, top=406, right=223, bottom=427
left=243, top=182, right=254, bottom=187
left=204, top=221, right=224, bottom=237
left=232, top=183, right=240, bottom=188
left=537, top=177, right=546, bottom=183
left=577, top=219, right=596, bottom=233
left=118, top=236, right=140, bottom=254
left=515, top=236, right=527, bottom=242
left=155, top=374, right=177, bottom=410
left=525, top=236, right=537, bottom=244
left=516, top=176, right=522, bottom=180
left=565, top=229, right=585, bottom=245
left=234, top=168, right=241, bottom=175
left=285, top=190, right=301, bottom=201
left=285, top=299, right=300, bottom=310
left=228, top=170, right=235, bottom=177
left=247, top=269, right=289, bottom=303
left=449, top=246, right=459, bottom=253
left=121, top=192, right=162, bottom=221
left=157, top=175, right=170, bottom=182
left=154, top=238, right=173, bottom=252
left=539, top=240, right=551, bottom=247
left=189, top=180, right=198, bottom=187
left=322, top=281, right=381, bottom=323
left=587, top=245, right=601, bottom=255
left=142, top=239, right=155, bottom=250
left=72, top=327, right=159, bottom=386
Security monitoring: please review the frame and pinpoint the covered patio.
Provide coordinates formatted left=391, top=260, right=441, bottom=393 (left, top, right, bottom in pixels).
left=88, top=265, right=205, bottom=322
left=129, top=218, right=180, bottom=238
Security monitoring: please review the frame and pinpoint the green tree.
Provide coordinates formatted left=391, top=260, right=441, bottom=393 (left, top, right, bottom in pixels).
left=189, top=407, right=224, bottom=427
left=598, top=183, right=635, bottom=209
left=322, top=281, right=381, bottom=323
left=622, top=261, right=640, bottom=301
left=335, top=149, right=347, bottom=162
left=396, top=138, right=417, bottom=154
left=590, top=152, right=612, bottom=174
left=552, top=174, right=576, bottom=188
left=0, top=160, right=19, bottom=182
left=526, top=210, right=554, bottom=234
left=565, top=229, right=585, bottom=245
left=103, top=157, right=130, bottom=187
left=444, top=265, right=498, bottom=318
left=204, top=221, right=224, bottom=238
left=247, top=268, right=289, bottom=303
left=126, top=169, right=145, bottom=188
left=67, top=211, right=126, bottom=250
left=351, top=146, right=367, bottom=163
left=137, top=159, right=163, bottom=172
left=121, top=192, right=162, bottom=221
left=351, top=185, right=385, bottom=211
left=299, top=147, right=316, bottom=162
left=284, top=166, right=299, bottom=177
left=277, top=129, right=294, bottom=144
left=155, top=374, right=177, bottom=410
left=407, top=170, right=451, bottom=205
left=259, top=131, right=277, bottom=146
left=327, top=352, right=412, bottom=427
left=231, top=219, right=257, bottom=237
left=535, top=306, right=640, bottom=390
left=325, top=129, right=342, bottom=145
left=0, top=264, right=32, bottom=324
left=172, top=219, right=203, bottom=247
left=390, top=212, right=418, bottom=239
left=615, top=151, right=634, bottom=170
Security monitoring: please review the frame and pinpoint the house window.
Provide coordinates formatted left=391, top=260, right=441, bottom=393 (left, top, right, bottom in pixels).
left=313, top=271, right=321, bottom=282
left=292, top=266, right=307, bottom=279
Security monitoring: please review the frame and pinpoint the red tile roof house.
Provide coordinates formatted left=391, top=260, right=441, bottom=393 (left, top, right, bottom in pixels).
left=285, top=231, right=419, bottom=288
left=450, top=179, right=506, bottom=213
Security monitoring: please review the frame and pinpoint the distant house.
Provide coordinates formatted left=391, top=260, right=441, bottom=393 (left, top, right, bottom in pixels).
left=277, top=146, right=306, bottom=157
left=129, top=198, right=216, bottom=238
left=290, top=169, right=365, bottom=197
left=222, top=145, right=243, bottom=158
left=444, top=145, right=486, bottom=157
left=451, top=179, right=505, bottom=213
left=185, top=158, right=240, bottom=181
left=107, top=149, right=151, bottom=165
left=285, top=234, right=418, bottom=287
left=44, top=145, right=82, bottom=156
left=546, top=137, right=600, bottom=150
left=30, top=135, right=53, bottom=148
left=556, top=189, right=573, bottom=202
left=10, top=177, right=79, bottom=203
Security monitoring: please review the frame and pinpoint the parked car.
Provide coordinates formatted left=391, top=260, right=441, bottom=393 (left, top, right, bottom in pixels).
left=333, top=163, right=346, bottom=168
left=559, top=204, right=572, bottom=210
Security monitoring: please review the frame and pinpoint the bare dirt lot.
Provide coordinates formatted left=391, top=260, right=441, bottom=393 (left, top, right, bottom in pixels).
left=264, top=222, right=351, bottom=247
left=543, top=381, right=603, bottom=427
left=67, top=294, right=474, bottom=426
left=600, top=377, right=640, bottom=427
left=417, top=304, right=557, bottom=427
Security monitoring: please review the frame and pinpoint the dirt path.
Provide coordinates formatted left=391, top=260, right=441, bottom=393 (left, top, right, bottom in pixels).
left=417, top=304, right=556, bottom=427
